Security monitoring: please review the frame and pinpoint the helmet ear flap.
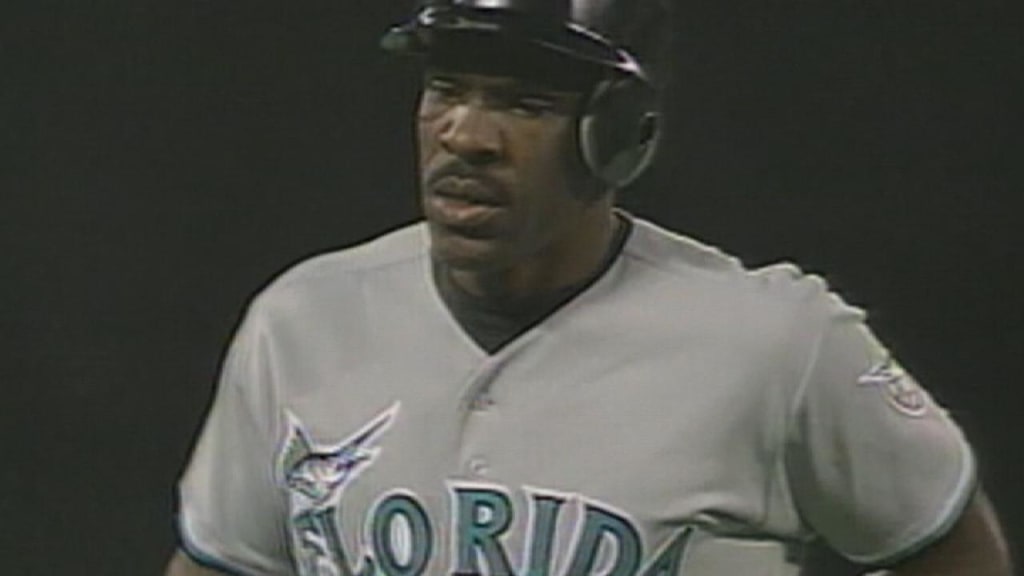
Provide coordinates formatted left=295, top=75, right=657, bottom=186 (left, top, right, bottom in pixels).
left=578, top=76, right=661, bottom=189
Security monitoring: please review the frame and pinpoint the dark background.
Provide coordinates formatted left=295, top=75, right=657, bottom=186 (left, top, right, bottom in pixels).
left=2, top=1, right=1020, bottom=573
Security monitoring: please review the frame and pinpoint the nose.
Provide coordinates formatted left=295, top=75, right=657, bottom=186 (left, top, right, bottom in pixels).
left=437, top=103, right=502, bottom=166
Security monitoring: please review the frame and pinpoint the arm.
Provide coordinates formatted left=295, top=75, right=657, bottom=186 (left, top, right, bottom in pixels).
left=880, top=490, right=1012, bottom=576
left=784, top=300, right=1007, bottom=573
left=170, top=308, right=292, bottom=575
left=164, top=549, right=233, bottom=576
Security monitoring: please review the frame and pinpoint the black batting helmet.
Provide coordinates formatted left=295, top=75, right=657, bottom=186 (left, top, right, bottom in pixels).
left=381, top=0, right=671, bottom=188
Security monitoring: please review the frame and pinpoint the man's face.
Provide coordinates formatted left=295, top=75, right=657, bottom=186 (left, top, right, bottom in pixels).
left=417, top=68, right=596, bottom=272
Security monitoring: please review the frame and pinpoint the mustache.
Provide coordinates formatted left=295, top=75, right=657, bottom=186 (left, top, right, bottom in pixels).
left=424, top=161, right=506, bottom=196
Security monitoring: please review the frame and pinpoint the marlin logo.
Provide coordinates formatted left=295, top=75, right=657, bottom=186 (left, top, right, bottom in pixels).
left=278, top=403, right=399, bottom=507
left=857, top=357, right=927, bottom=417
left=856, top=356, right=904, bottom=387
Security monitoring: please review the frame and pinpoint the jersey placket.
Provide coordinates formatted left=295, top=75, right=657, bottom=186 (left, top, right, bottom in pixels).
left=454, top=333, right=539, bottom=481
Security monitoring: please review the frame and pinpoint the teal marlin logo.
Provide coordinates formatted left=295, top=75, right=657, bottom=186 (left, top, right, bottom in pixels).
left=278, top=404, right=399, bottom=508
left=279, top=404, right=400, bottom=576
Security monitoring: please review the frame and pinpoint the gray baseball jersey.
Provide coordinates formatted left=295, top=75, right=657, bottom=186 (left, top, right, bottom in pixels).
left=177, top=215, right=974, bottom=576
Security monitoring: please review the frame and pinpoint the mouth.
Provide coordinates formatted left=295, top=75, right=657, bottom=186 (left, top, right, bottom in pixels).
left=425, top=175, right=507, bottom=231
left=432, top=175, right=504, bottom=204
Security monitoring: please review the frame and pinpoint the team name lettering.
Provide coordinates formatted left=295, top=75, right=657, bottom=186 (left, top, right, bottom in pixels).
left=290, top=484, right=695, bottom=576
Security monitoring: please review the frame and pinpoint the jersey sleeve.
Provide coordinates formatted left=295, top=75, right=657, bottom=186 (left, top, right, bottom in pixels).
left=176, top=308, right=293, bottom=576
left=783, top=304, right=976, bottom=566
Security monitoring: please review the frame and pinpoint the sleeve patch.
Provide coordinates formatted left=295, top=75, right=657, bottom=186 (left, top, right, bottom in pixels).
left=856, top=357, right=928, bottom=417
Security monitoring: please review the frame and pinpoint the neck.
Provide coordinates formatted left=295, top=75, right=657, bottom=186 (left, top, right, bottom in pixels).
left=448, top=199, right=620, bottom=301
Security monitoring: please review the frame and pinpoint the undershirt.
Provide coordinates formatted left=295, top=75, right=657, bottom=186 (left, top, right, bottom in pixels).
left=433, top=213, right=633, bottom=354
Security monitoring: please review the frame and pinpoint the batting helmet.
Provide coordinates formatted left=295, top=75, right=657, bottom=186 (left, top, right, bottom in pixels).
left=381, top=0, right=669, bottom=189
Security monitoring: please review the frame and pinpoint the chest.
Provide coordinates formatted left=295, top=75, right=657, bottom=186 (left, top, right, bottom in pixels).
left=277, top=330, right=795, bottom=576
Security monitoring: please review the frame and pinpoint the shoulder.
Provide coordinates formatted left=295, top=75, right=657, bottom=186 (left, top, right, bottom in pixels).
left=622, top=215, right=860, bottom=324
left=269, top=222, right=427, bottom=292
left=217, top=222, right=430, bottom=404
left=248, top=222, right=428, bottom=318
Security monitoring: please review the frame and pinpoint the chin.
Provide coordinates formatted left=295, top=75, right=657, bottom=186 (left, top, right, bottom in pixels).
left=428, top=231, right=510, bottom=271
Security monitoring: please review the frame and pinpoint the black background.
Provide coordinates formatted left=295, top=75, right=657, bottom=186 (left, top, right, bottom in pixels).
left=3, top=1, right=1020, bottom=573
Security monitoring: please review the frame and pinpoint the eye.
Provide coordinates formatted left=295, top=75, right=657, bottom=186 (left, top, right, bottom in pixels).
left=510, top=93, right=557, bottom=117
left=419, top=76, right=466, bottom=119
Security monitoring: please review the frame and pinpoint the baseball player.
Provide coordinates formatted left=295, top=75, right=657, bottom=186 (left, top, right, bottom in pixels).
left=166, top=1, right=1011, bottom=575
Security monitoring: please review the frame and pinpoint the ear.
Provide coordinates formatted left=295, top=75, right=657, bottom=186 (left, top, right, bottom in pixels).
left=578, top=76, right=661, bottom=189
